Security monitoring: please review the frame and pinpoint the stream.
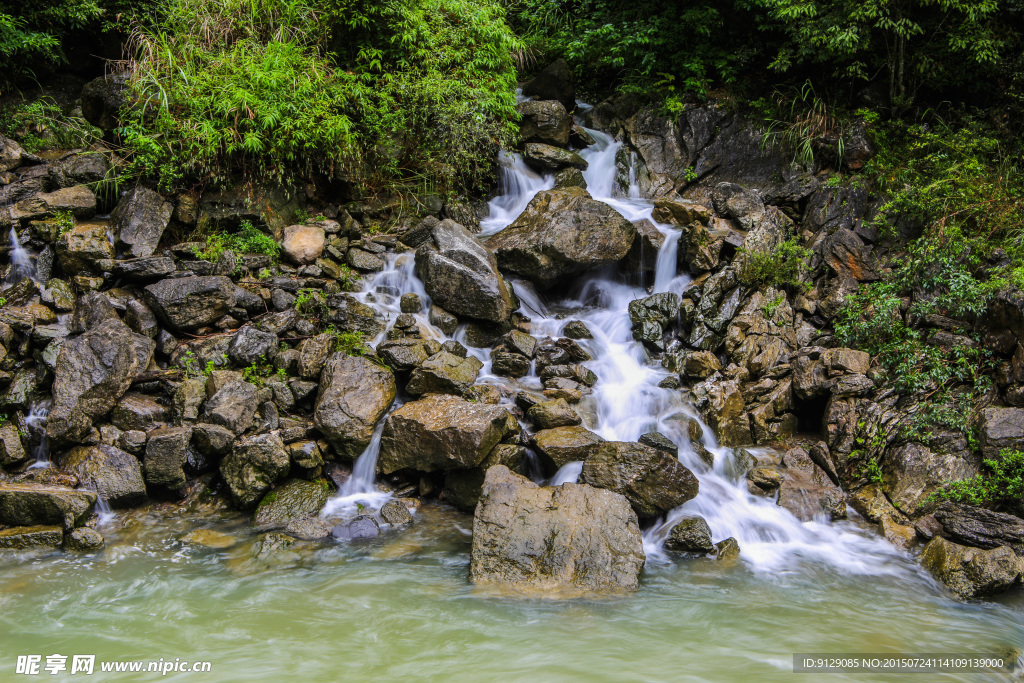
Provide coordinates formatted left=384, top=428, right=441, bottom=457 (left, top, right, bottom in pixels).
left=2, top=107, right=1023, bottom=682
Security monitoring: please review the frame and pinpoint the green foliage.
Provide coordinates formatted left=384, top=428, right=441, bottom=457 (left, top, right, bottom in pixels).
left=334, top=264, right=360, bottom=292
left=0, top=0, right=103, bottom=85
left=193, top=220, right=279, bottom=262
left=295, top=288, right=327, bottom=318
left=930, top=449, right=1024, bottom=513
left=0, top=97, right=100, bottom=152
left=242, top=358, right=287, bottom=386
left=53, top=211, right=75, bottom=237
left=753, top=0, right=1007, bottom=106
left=760, top=80, right=844, bottom=168
left=123, top=0, right=521, bottom=195
left=738, top=238, right=810, bottom=289
left=511, top=0, right=757, bottom=97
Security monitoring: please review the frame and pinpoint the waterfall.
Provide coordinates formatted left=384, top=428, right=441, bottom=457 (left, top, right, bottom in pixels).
left=25, top=401, right=50, bottom=469
left=478, top=152, right=554, bottom=237
left=6, top=228, right=36, bottom=284
left=475, top=115, right=906, bottom=576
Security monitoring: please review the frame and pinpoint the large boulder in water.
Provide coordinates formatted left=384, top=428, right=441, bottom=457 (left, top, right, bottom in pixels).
left=313, top=353, right=396, bottom=461
left=920, top=536, right=1024, bottom=599
left=414, top=219, right=515, bottom=323
left=0, top=482, right=96, bottom=530
left=521, top=58, right=576, bottom=114
left=47, top=318, right=139, bottom=444
left=486, top=187, right=636, bottom=286
left=581, top=441, right=699, bottom=518
left=111, top=186, right=173, bottom=259
left=378, top=394, right=517, bottom=474
left=522, top=143, right=588, bottom=173
left=470, top=465, right=644, bottom=593
left=143, top=276, right=236, bottom=331
left=60, top=445, right=146, bottom=508
left=516, top=100, right=571, bottom=148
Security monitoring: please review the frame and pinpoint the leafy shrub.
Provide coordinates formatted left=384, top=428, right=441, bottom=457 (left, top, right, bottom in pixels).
left=930, top=449, right=1024, bottom=514
left=122, top=0, right=521, bottom=196
left=193, top=220, right=279, bottom=262
left=738, top=238, right=810, bottom=289
left=0, top=97, right=100, bottom=151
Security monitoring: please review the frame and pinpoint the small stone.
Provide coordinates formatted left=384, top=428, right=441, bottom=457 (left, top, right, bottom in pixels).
left=714, top=537, right=741, bottom=561
left=181, top=529, right=237, bottom=549
left=665, top=516, right=715, bottom=553
left=527, top=398, right=581, bottom=429
left=380, top=499, right=414, bottom=525
left=284, top=516, right=332, bottom=540
left=65, top=527, right=104, bottom=552
left=563, top=320, right=593, bottom=340
left=400, top=293, right=421, bottom=313
left=332, top=515, right=380, bottom=540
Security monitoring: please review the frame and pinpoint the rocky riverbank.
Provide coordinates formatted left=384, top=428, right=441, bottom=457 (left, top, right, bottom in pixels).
left=1, top=63, right=1023, bottom=601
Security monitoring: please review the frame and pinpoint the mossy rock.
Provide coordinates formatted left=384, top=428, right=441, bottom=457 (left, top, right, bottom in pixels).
left=252, top=478, right=331, bottom=529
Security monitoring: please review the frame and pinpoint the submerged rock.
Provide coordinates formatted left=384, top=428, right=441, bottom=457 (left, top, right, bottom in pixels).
left=487, top=187, right=636, bottom=286
left=0, top=525, right=64, bottom=550
left=470, top=466, right=645, bottom=593
left=332, top=515, right=380, bottom=540
left=921, top=536, right=1024, bottom=599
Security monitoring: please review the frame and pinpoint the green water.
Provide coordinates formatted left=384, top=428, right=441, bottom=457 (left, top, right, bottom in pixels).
left=1, top=502, right=1022, bottom=683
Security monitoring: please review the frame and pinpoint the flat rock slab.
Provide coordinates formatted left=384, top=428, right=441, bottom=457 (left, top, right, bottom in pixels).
left=0, top=483, right=96, bottom=530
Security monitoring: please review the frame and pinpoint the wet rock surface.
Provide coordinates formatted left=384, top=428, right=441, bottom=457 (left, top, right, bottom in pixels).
left=470, top=466, right=645, bottom=592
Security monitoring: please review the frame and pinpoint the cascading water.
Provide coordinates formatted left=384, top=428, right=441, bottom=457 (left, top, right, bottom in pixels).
left=6, top=227, right=36, bottom=284
left=478, top=152, right=554, bottom=237
left=24, top=400, right=50, bottom=469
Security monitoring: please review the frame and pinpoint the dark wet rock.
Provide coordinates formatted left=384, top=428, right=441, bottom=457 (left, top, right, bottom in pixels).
left=531, top=426, right=605, bottom=470
left=376, top=338, right=441, bottom=372
left=665, top=516, right=715, bottom=553
left=516, top=100, right=571, bottom=147
left=347, top=247, right=384, bottom=271
left=378, top=394, right=517, bottom=474
left=296, top=333, right=334, bottom=379
left=220, top=432, right=290, bottom=509
left=487, top=187, right=636, bottom=286
left=0, top=525, right=64, bottom=550
left=934, top=503, right=1024, bottom=554
left=47, top=318, right=138, bottom=444
left=554, top=167, right=587, bottom=190
left=415, top=219, right=515, bottom=324
left=581, top=441, right=699, bottom=518
left=777, top=447, right=846, bottom=521
left=144, top=426, right=192, bottom=491
left=253, top=478, right=331, bottom=529
left=490, top=351, right=531, bottom=378
left=563, top=320, right=593, bottom=340
left=7, top=186, right=97, bottom=223
left=143, top=276, right=236, bottom=331
left=50, top=152, right=110, bottom=189
left=0, top=483, right=95, bottom=530
left=921, top=536, right=1024, bottom=599
left=406, top=351, right=482, bottom=397
left=978, top=407, right=1024, bottom=460
left=521, top=58, right=576, bottom=113
left=522, top=143, right=588, bottom=173
left=229, top=326, right=279, bottom=366
left=80, top=73, right=128, bottom=131
left=65, top=527, right=104, bottom=551
left=314, top=353, right=396, bottom=460
left=324, top=293, right=386, bottom=338
left=191, top=423, right=235, bottom=457
left=527, top=398, right=581, bottom=430
left=638, top=431, right=678, bottom=457
left=380, top=499, right=414, bottom=525
left=470, top=465, right=645, bottom=592
left=442, top=444, right=527, bottom=511
left=111, top=186, right=173, bottom=259
left=60, top=445, right=146, bottom=508
left=202, top=380, right=259, bottom=435
left=332, top=515, right=380, bottom=540
left=111, top=393, right=169, bottom=432
left=747, top=466, right=783, bottom=494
